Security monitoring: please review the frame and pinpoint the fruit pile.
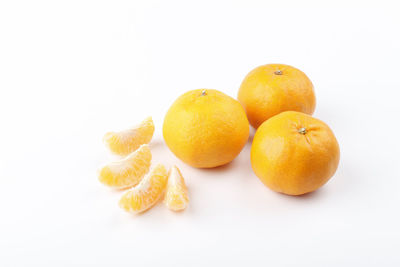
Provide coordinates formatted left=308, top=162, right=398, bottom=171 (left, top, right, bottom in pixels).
left=99, top=63, right=340, bottom=214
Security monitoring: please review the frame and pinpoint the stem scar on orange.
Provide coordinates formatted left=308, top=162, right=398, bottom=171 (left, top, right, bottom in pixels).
left=250, top=111, right=340, bottom=195
left=238, top=63, right=316, bottom=129
left=163, top=89, right=249, bottom=168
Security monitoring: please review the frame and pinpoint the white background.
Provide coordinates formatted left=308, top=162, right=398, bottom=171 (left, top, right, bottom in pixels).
left=1, top=0, right=400, bottom=266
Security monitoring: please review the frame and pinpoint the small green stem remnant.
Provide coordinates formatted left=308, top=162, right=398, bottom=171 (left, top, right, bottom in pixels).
left=201, top=89, right=207, bottom=96
left=298, top=127, right=307, bottom=135
left=274, top=70, right=282, bottom=75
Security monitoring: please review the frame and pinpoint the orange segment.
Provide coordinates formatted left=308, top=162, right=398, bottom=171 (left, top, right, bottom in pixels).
left=98, top=144, right=151, bottom=189
left=164, top=166, right=189, bottom=211
left=103, top=117, right=154, bottom=156
left=119, top=164, right=168, bottom=214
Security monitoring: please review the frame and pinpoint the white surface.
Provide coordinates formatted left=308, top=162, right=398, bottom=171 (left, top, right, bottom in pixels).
left=1, top=0, right=400, bottom=266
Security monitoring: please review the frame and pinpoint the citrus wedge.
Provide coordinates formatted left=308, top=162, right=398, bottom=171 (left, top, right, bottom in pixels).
left=164, top=166, right=189, bottom=211
left=103, top=117, right=155, bottom=156
left=98, top=144, right=151, bottom=189
left=119, top=164, right=168, bottom=214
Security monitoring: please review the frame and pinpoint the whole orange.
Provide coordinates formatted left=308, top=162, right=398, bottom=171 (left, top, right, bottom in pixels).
left=238, top=63, right=316, bottom=128
left=163, top=89, right=249, bottom=168
left=251, top=111, right=340, bottom=195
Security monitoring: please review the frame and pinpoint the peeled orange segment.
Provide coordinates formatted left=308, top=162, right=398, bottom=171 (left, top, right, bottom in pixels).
left=103, top=117, right=154, bottom=156
left=164, top=166, right=189, bottom=211
left=119, top=164, right=168, bottom=214
left=98, top=144, right=152, bottom=189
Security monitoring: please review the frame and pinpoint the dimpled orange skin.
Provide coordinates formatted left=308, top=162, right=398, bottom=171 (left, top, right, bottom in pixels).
left=251, top=111, right=340, bottom=195
left=238, top=64, right=316, bottom=129
left=163, top=89, right=249, bottom=168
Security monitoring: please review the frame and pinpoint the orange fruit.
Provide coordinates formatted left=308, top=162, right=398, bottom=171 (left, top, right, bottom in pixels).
left=98, top=144, right=151, bottom=189
left=103, top=117, right=154, bottom=156
left=119, top=164, right=168, bottom=214
left=164, top=166, right=189, bottom=211
left=163, top=89, right=249, bottom=168
left=250, top=111, right=340, bottom=195
left=238, top=64, right=316, bottom=128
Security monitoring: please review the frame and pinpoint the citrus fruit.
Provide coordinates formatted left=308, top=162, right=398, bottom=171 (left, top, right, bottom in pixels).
left=119, top=164, right=168, bottom=213
left=250, top=111, right=340, bottom=195
left=103, top=117, right=154, bottom=155
left=98, top=144, right=151, bottom=189
left=163, top=89, right=249, bottom=168
left=238, top=64, right=316, bottom=128
left=164, top=166, right=189, bottom=211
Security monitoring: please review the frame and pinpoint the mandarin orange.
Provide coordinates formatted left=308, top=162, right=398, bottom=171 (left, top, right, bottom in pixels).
left=163, top=89, right=249, bottom=168
left=251, top=111, right=340, bottom=195
left=238, top=64, right=316, bottom=128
